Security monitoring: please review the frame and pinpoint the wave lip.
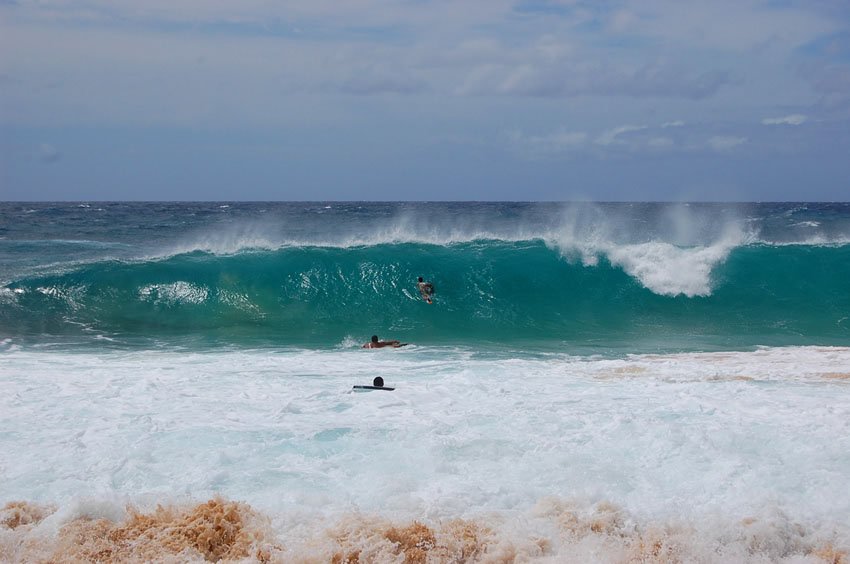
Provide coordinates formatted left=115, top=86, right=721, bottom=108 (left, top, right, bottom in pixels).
left=154, top=230, right=544, bottom=258
left=547, top=225, right=747, bottom=297
left=604, top=239, right=735, bottom=297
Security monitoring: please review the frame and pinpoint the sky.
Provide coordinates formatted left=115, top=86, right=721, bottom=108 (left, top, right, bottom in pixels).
left=1, top=0, right=849, bottom=201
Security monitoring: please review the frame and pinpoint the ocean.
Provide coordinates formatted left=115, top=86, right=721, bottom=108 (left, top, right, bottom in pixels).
left=1, top=202, right=849, bottom=562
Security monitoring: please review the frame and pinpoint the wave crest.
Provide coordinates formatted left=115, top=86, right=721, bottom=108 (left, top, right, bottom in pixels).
left=605, top=239, right=736, bottom=297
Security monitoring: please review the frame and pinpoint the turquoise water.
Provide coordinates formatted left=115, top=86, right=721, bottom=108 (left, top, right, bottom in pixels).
left=2, top=202, right=848, bottom=352
left=3, top=240, right=850, bottom=351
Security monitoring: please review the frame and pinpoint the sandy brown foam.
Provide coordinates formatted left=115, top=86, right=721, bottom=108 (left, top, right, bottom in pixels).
left=328, top=518, right=498, bottom=564
left=1, top=498, right=847, bottom=563
left=1, top=501, right=56, bottom=530
left=707, top=374, right=756, bottom=382
left=1, top=498, right=278, bottom=563
left=821, top=372, right=850, bottom=380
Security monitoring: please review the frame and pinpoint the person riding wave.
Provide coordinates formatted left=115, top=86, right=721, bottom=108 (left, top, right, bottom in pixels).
left=417, top=277, right=434, bottom=304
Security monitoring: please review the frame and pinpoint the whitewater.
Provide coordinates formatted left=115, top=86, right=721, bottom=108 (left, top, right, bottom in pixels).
left=1, top=202, right=849, bottom=562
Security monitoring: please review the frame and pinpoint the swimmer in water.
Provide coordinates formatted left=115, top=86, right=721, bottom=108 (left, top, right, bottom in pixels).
left=363, top=335, right=407, bottom=349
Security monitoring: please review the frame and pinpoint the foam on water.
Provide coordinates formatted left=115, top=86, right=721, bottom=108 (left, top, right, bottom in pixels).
left=541, top=210, right=750, bottom=297
left=139, top=282, right=211, bottom=306
left=1, top=346, right=848, bottom=561
left=3, top=497, right=847, bottom=562
left=604, top=240, right=732, bottom=297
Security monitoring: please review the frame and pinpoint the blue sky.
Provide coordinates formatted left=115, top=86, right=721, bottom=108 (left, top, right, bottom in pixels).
left=1, top=0, right=849, bottom=200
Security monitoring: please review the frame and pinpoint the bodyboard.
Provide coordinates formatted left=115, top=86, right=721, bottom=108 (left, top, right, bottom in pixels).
left=353, top=385, right=395, bottom=391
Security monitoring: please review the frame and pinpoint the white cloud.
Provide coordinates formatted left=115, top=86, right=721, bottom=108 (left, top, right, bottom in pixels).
left=595, top=125, right=647, bottom=146
left=761, top=114, right=807, bottom=125
left=707, top=136, right=746, bottom=151
left=457, top=59, right=730, bottom=99
left=0, top=0, right=838, bottom=130
left=612, top=0, right=839, bottom=52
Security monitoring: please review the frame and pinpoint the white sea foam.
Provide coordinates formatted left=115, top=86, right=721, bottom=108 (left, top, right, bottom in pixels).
left=34, top=285, right=86, bottom=309
left=754, top=236, right=850, bottom=247
left=2, top=345, right=848, bottom=560
left=1, top=346, right=848, bottom=516
left=0, top=287, right=23, bottom=305
left=217, top=289, right=262, bottom=315
left=138, top=282, right=210, bottom=306
left=544, top=237, right=737, bottom=297
left=602, top=238, right=737, bottom=296
left=544, top=215, right=749, bottom=296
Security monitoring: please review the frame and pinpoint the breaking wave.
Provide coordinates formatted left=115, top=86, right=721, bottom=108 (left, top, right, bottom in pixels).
left=2, top=239, right=849, bottom=348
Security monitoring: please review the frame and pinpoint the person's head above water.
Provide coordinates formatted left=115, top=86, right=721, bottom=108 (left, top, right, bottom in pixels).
left=373, top=376, right=384, bottom=387
left=371, top=335, right=379, bottom=343
left=418, top=277, right=423, bottom=282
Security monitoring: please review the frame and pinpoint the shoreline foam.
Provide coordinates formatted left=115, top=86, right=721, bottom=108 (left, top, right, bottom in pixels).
left=2, top=498, right=847, bottom=563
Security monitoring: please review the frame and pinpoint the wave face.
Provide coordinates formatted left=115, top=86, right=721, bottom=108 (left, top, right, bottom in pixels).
left=2, top=202, right=849, bottom=350
left=2, top=240, right=849, bottom=350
